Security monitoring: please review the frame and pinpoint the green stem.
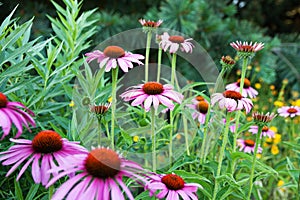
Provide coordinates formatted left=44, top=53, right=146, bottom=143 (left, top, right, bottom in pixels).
left=213, top=68, right=226, bottom=93
left=200, top=106, right=211, bottom=165
left=151, top=108, right=156, bottom=172
left=169, top=110, right=174, bottom=165
left=239, top=58, right=248, bottom=94
left=171, top=53, right=177, bottom=86
left=105, top=120, right=110, bottom=139
left=145, top=31, right=152, bottom=82
left=212, top=112, right=232, bottom=200
left=48, top=185, right=54, bottom=200
left=183, top=115, right=190, bottom=156
left=111, top=68, right=118, bottom=150
left=297, top=174, right=300, bottom=200
left=97, top=116, right=102, bottom=145
left=247, top=125, right=263, bottom=200
left=156, top=47, right=162, bottom=82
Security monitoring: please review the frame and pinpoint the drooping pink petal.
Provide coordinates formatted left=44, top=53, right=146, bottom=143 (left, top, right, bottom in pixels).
left=117, top=176, right=135, bottom=200
left=0, top=109, right=12, bottom=139
left=109, top=178, right=125, bottom=200
left=31, top=154, right=42, bottom=183
left=16, top=155, right=35, bottom=181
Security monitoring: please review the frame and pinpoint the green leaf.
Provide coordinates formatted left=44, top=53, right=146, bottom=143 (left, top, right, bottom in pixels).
left=14, top=179, right=24, bottom=200
left=25, top=184, right=40, bottom=200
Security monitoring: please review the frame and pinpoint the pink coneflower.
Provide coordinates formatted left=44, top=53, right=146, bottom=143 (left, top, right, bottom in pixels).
left=0, top=92, right=35, bottom=140
left=89, top=102, right=111, bottom=116
left=211, top=90, right=253, bottom=113
left=249, top=125, right=275, bottom=138
left=46, top=147, right=145, bottom=200
left=120, top=82, right=183, bottom=112
left=252, top=111, right=277, bottom=124
left=85, top=46, right=144, bottom=73
left=226, top=78, right=258, bottom=98
left=0, top=130, right=87, bottom=186
left=277, top=106, right=300, bottom=118
left=159, top=32, right=194, bottom=53
left=187, top=100, right=209, bottom=124
left=146, top=173, right=202, bottom=199
left=237, top=139, right=262, bottom=154
left=230, top=41, right=264, bottom=59
left=139, top=19, right=163, bottom=32
left=220, top=55, right=236, bottom=70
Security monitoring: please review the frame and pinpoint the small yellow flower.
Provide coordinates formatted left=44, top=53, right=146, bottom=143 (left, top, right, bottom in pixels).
left=176, top=134, right=182, bottom=140
left=292, top=99, right=300, bottom=107
left=272, top=91, right=278, bottom=96
left=254, top=83, right=261, bottom=89
left=247, top=116, right=252, bottom=121
left=236, top=69, right=241, bottom=76
left=277, top=180, right=284, bottom=187
left=263, top=138, right=273, bottom=147
left=273, top=133, right=281, bottom=144
left=255, top=66, right=260, bottom=72
left=292, top=91, right=300, bottom=99
left=133, top=136, right=139, bottom=142
left=108, top=97, right=113, bottom=103
left=256, top=153, right=262, bottom=159
left=247, top=65, right=252, bottom=70
left=282, top=79, right=289, bottom=85
left=269, top=126, right=278, bottom=133
left=271, top=145, right=279, bottom=155
left=274, top=100, right=284, bottom=107
left=69, top=100, right=75, bottom=107
left=270, top=85, right=275, bottom=90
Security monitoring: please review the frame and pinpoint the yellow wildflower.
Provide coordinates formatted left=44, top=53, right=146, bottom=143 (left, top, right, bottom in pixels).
left=292, top=99, right=300, bottom=107
left=271, top=145, right=279, bottom=155
left=255, top=66, right=260, bottom=72
left=176, top=134, right=182, bottom=140
left=247, top=65, right=252, bottom=70
left=270, top=85, right=275, bottom=90
left=254, top=83, right=261, bottom=89
left=256, top=153, right=262, bottom=159
left=108, top=97, right=113, bottom=103
left=273, top=133, right=281, bottom=144
left=69, top=100, right=75, bottom=107
left=269, top=126, right=278, bottom=133
left=282, top=79, right=289, bottom=85
left=133, top=136, right=139, bottom=142
left=274, top=100, right=284, bottom=107
left=292, top=91, right=299, bottom=99
left=277, top=180, right=284, bottom=187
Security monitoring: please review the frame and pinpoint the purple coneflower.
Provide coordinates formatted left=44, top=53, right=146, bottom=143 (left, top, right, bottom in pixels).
left=146, top=173, right=202, bottom=200
left=211, top=90, right=253, bottom=113
left=0, top=130, right=86, bottom=186
left=85, top=46, right=144, bottom=72
left=249, top=125, right=275, bottom=138
left=0, top=92, right=35, bottom=140
left=230, top=41, right=264, bottom=59
left=120, top=82, right=183, bottom=112
left=89, top=102, right=111, bottom=116
left=187, top=100, right=209, bottom=124
left=277, top=106, right=300, bottom=118
left=139, top=19, right=163, bottom=33
left=46, top=147, right=145, bottom=200
left=237, top=139, right=262, bottom=154
left=226, top=78, right=258, bottom=98
left=159, top=32, right=194, bottom=54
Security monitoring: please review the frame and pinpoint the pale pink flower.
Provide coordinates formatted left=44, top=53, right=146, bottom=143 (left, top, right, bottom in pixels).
left=211, top=90, right=253, bottom=113
left=187, top=99, right=209, bottom=124
left=139, top=19, right=163, bottom=28
left=120, top=82, right=183, bottom=112
left=226, top=78, right=258, bottom=98
left=85, top=46, right=144, bottom=72
left=230, top=41, right=264, bottom=53
left=0, top=92, right=35, bottom=140
left=249, top=125, right=275, bottom=138
left=146, top=173, right=202, bottom=200
left=277, top=106, right=300, bottom=118
left=0, top=130, right=87, bottom=186
left=46, top=147, right=146, bottom=200
left=237, top=139, right=262, bottom=154
left=159, top=32, right=194, bottom=53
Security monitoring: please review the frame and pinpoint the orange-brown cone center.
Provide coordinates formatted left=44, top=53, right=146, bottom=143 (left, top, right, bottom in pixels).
left=90, top=105, right=109, bottom=115
left=244, top=139, right=255, bottom=147
left=223, top=90, right=242, bottom=100
left=142, top=82, right=164, bottom=95
left=0, top=93, right=8, bottom=108
left=32, top=130, right=63, bottom=153
left=221, top=55, right=235, bottom=65
left=242, top=45, right=255, bottom=52
left=168, top=36, right=185, bottom=44
left=195, top=96, right=204, bottom=101
left=287, top=108, right=298, bottom=114
left=103, top=46, right=125, bottom=58
left=161, top=174, right=185, bottom=190
left=84, top=148, right=121, bottom=179
left=237, top=78, right=251, bottom=88
left=197, top=101, right=209, bottom=114
left=262, top=126, right=269, bottom=132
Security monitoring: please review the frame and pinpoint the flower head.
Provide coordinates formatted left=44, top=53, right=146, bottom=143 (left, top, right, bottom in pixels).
left=46, top=147, right=145, bottom=200
left=220, top=55, right=236, bottom=70
left=139, top=19, right=163, bottom=33
left=90, top=102, right=111, bottom=116
left=249, top=125, right=275, bottom=138
left=277, top=106, right=300, bottom=118
left=0, top=130, right=86, bottom=186
left=226, top=78, right=258, bottom=98
left=187, top=99, right=209, bottom=124
left=85, top=45, right=144, bottom=73
left=120, top=82, right=183, bottom=112
left=230, top=41, right=264, bottom=59
left=0, top=92, right=36, bottom=140
left=159, top=32, right=194, bottom=53
left=252, top=111, right=276, bottom=126
left=237, top=139, right=262, bottom=154
left=211, top=90, right=253, bottom=113
left=146, top=173, right=202, bottom=199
